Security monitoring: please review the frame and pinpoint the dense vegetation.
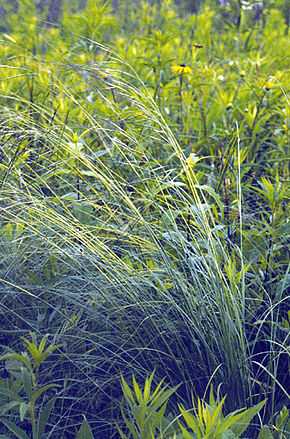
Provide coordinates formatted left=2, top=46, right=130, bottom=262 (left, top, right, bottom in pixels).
left=0, top=0, right=289, bottom=438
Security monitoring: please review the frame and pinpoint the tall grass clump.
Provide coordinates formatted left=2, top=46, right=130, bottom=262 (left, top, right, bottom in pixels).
left=0, top=1, right=289, bottom=437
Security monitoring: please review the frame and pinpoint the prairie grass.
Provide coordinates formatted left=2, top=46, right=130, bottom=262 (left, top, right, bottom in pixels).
left=0, top=1, right=289, bottom=437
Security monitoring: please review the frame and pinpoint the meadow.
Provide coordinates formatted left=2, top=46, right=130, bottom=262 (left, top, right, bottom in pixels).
left=0, top=0, right=289, bottom=438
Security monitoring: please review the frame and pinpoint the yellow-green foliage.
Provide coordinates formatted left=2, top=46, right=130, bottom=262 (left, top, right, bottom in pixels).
left=0, top=1, right=289, bottom=438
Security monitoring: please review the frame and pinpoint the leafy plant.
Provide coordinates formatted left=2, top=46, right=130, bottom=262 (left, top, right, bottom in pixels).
left=0, top=334, right=61, bottom=439
left=258, top=406, right=290, bottom=439
left=179, top=387, right=266, bottom=439
left=118, top=373, right=270, bottom=439
left=76, top=419, right=95, bottom=439
left=118, top=371, right=180, bottom=439
left=0, top=0, right=288, bottom=437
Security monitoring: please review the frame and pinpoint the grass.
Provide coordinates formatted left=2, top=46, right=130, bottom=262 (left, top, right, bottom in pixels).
left=0, top=1, right=289, bottom=438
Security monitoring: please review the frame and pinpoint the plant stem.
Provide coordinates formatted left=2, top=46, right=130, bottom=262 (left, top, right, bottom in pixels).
left=220, top=140, right=231, bottom=247
left=264, top=234, right=273, bottom=284
left=179, top=73, right=183, bottom=132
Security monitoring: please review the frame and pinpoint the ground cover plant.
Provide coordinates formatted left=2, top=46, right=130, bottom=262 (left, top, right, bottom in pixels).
left=0, top=0, right=289, bottom=437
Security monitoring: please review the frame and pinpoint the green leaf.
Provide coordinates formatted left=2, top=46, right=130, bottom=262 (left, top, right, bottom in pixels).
left=143, top=371, right=155, bottom=403
left=21, top=338, right=39, bottom=361
left=275, top=405, right=289, bottom=429
left=132, top=375, right=142, bottom=403
left=206, top=395, right=227, bottom=434
left=38, top=335, right=49, bottom=354
left=209, top=385, right=215, bottom=408
left=120, top=402, right=139, bottom=439
left=147, top=401, right=167, bottom=434
left=178, top=422, right=196, bottom=439
left=257, top=425, right=274, bottom=439
left=4, top=358, right=23, bottom=379
left=31, top=384, right=59, bottom=406
left=216, top=409, right=248, bottom=434
left=0, top=353, right=32, bottom=372
left=36, top=396, right=56, bottom=439
left=149, top=377, right=166, bottom=402
left=21, top=367, right=32, bottom=400
left=34, top=353, right=50, bottom=370
left=194, top=185, right=223, bottom=211
left=137, top=56, right=156, bottom=67
left=0, top=401, right=21, bottom=415
left=76, top=419, right=94, bottom=439
left=19, top=402, right=29, bottom=422
left=231, top=400, right=266, bottom=437
left=275, top=274, right=290, bottom=302
left=0, top=419, right=30, bottom=439
left=121, top=374, right=135, bottom=405
left=154, top=181, right=186, bottom=197
left=0, top=388, right=23, bottom=402
left=150, top=385, right=179, bottom=414
left=179, top=406, right=202, bottom=439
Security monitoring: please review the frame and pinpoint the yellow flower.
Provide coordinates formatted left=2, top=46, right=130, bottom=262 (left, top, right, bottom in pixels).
left=239, top=70, right=246, bottom=77
left=265, top=83, right=273, bottom=91
left=171, top=64, right=193, bottom=75
left=282, top=124, right=288, bottom=131
left=226, top=102, right=233, bottom=110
